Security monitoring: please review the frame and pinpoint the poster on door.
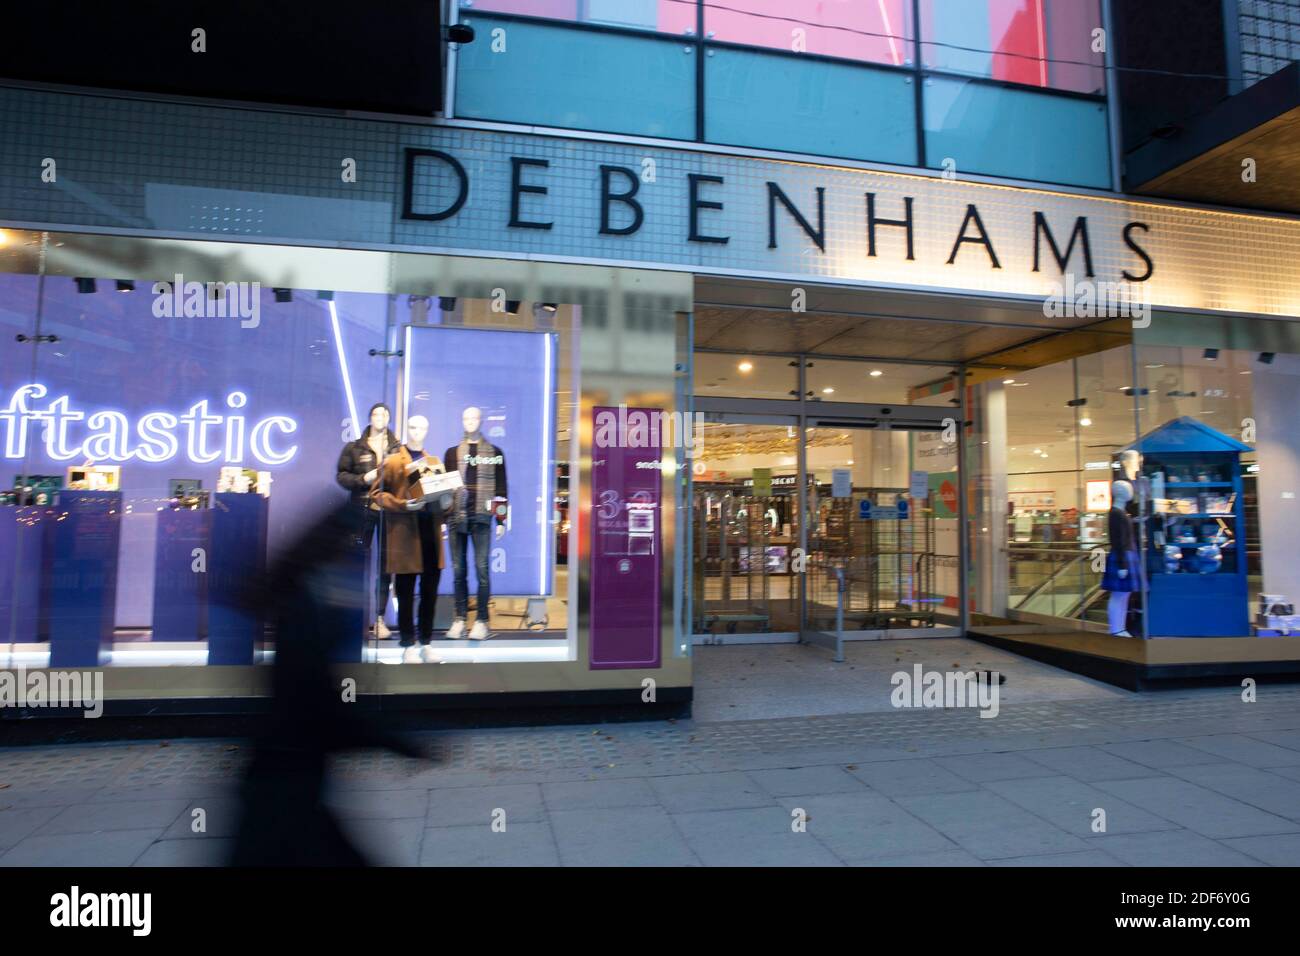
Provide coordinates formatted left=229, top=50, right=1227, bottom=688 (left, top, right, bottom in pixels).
left=589, top=406, right=662, bottom=669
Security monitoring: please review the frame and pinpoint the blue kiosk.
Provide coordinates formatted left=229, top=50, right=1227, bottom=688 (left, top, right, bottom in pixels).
left=1120, top=417, right=1251, bottom=638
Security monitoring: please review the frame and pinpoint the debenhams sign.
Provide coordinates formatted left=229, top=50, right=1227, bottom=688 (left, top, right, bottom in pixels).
left=396, top=137, right=1300, bottom=318
left=403, top=146, right=1153, bottom=285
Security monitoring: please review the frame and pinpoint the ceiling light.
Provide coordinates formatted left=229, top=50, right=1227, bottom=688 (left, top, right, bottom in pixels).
left=846, top=459, right=854, bottom=465
left=74, top=277, right=96, bottom=294
left=738, top=361, right=753, bottom=373
left=115, top=279, right=134, bottom=292
left=870, top=370, right=883, bottom=377
left=1033, top=449, right=1042, bottom=455
left=1002, top=378, right=1015, bottom=384
left=822, top=387, right=834, bottom=394
left=1079, top=417, right=1092, bottom=426
left=1203, top=348, right=1219, bottom=360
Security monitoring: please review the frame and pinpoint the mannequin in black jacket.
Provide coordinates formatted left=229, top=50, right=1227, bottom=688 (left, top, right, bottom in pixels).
left=336, top=402, right=399, bottom=637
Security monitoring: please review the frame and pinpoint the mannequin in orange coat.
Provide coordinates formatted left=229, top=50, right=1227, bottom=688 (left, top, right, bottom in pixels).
left=370, top=414, right=446, bottom=661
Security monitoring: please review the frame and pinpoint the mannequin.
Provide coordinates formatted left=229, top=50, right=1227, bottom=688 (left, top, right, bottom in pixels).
left=336, top=402, right=399, bottom=639
left=443, top=406, right=508, bottom=641
left=370, top=415, right=447, bottom=662
left=1101, top=479, right=1140, bottom=637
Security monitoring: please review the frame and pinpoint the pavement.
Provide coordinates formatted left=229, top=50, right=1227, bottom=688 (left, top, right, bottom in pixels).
left=3, top=638, right=1300, bottom=867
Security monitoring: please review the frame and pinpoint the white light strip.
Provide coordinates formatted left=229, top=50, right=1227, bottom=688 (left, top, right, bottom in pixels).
left=329, top=300, right=360, bottom=440
left=402, top=324, right=413, bottom=439
left=878, top=0, right=901, bottom=67
left=539, top=332, right=552, bottom=595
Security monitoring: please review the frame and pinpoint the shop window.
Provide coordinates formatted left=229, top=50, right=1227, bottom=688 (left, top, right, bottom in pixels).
left=693, top=352, right=797, bottom=401
left=922, top=75, right=1110, bottom=187
left=802, top=358, right=955, bottom=406
left=459, top=0, right=696, bottom=34
left=0, top=274, right=583, bottom=668
left=705, top=48, right=918, bottom=165
left=455, top=15, right=696, bottom=139
left=704, top=0, right=914, bottom=67
left=920, top=0, right=1105, bottom=94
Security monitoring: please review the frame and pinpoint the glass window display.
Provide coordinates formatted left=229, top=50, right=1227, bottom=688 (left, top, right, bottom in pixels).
left=0, top=274, right=579, bottom=669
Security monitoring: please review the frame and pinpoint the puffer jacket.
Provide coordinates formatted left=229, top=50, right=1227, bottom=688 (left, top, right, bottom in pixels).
left=336, top=428, right=399, bottom=508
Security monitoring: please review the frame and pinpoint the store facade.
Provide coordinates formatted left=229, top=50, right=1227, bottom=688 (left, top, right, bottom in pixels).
left=2, top=75, right=1300, bottom=710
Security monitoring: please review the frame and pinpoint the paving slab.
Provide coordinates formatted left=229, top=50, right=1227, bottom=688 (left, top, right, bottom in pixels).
left=548, top=807, right=698, bottom=867
left=672, top=807, right=843, bottom=866
left=419, top=822, right=558, bottom=867
left=1094, top=777, right=1298, bottom=839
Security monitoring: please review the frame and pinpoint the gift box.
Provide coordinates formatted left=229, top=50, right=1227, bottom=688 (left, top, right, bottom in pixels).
left=419, top=469, right=463, bottom=500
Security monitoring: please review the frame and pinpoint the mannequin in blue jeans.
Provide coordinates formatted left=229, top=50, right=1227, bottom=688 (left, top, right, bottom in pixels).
left=449, top=514, right=494, bottom=637
left=444, top=406, right=508, bottom=641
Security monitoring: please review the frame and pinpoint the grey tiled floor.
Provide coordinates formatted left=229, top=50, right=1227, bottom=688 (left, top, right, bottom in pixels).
left=3, top=641, right=1300, bottom=866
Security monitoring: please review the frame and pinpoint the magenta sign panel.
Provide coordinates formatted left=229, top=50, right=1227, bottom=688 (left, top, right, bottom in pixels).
left=589, top=406, right=662, bottom=669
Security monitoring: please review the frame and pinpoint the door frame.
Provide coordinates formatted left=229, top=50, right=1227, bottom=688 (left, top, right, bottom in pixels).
left=691, top=392, right=964, bottom=645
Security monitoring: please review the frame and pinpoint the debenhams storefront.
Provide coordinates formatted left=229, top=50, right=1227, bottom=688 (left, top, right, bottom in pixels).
left=3, top=85, right=1300, bottom=717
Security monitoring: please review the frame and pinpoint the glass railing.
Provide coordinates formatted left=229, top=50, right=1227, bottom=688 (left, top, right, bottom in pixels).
left=1009, top=544, right=1101, bottom=620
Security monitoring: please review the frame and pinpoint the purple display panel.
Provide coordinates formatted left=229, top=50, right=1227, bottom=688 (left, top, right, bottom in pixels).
left=589, top=406, right=662, bottom=670
left=403, top=326, right=556, bottom=597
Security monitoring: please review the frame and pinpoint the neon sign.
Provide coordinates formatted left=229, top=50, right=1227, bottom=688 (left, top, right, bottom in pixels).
left=0, top=385, right=299, bottom=466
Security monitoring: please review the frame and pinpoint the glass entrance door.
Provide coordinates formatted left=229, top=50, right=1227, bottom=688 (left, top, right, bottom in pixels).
left=803, top=422, right=959, bottom=635
left=691, top=417, right=802, bottom=635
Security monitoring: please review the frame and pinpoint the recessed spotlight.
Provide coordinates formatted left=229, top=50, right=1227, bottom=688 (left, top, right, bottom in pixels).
left=869, top=370, right=883, bottom=377
left=1079, top=417, right=1092, bottom=426
left=1258, top=352, right=1276, bottom=364
left=115, top=279, right=134, bottom=293
left=846, top=459, right=854, bottom=465
left=1003, top=378, right=1016, bottom=385
left=1203, top=348, right=1219, bottom=360
left=822, top=387, right=835, bottom=394
left=738, top=361, right=753, bottom=373
left=1033, top=449, right=1042, bottom=455
left=273, top=288, right=293, bottom=303
left=74, top=277, right=96, bottom=294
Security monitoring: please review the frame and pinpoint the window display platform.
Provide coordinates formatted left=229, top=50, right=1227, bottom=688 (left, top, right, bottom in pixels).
left=968, top=626, right=1300, bottom=691
left=2, top=635, right=571, bottom=668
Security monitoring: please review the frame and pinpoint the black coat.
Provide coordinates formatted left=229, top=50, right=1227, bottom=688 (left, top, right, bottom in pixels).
left=336, top=428, right=399, bottom=507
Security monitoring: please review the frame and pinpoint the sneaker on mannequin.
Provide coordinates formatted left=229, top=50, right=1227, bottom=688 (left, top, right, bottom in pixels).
left=446, top=618, right=466, bottom=640
left=420, top=645, right=439, bottom=664
left=401, top=644, right=420, bottom=663
left=1112, top=630, right=1133, bottom=638
left=376, top=617, right=392, bottom=640
left=469, top=620, right=490, bottom=641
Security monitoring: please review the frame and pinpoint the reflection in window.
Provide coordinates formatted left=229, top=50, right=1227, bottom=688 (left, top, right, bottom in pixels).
left=705, top=0, right=913, bottom=66
left=460, top=0, right=696, bottom=34
left=920, top=0, right=1105, bottom=94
